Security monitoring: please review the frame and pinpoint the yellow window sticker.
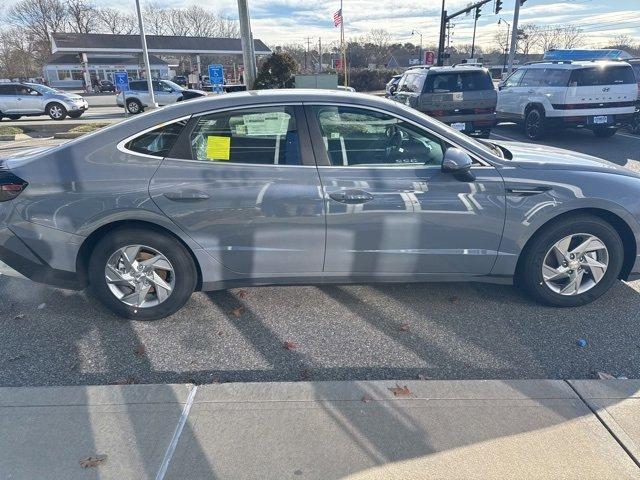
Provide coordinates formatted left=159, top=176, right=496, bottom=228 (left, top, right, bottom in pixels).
left=206, top=136, right=231, bottom=160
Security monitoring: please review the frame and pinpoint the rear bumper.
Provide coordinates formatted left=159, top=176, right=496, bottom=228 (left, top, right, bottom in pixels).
left=434, top=114, right=497, bottom=135
left=546, top=113, right=634, bottom=129
left=0, top=224, right=84, bottom=290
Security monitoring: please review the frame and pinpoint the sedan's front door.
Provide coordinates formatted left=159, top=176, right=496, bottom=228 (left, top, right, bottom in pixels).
left=307, top=104, right=505, bottom=276
left=15, top=85, right=43, bottom=114
left=150, top=105, right=326, bottom=276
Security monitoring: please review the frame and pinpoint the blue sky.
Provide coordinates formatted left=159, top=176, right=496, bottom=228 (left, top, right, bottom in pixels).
left=158, top=0, right=640, bottom=49
left=9, top=0, right=640, bottom=49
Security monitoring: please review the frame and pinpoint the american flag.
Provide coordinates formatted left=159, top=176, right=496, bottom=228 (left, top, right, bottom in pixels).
left=333, top=8, right=342, bottom=27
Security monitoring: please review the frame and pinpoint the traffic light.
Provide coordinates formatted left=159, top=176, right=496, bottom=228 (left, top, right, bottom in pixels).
left=519, top=0, right=527, bottom=4
left=475, top=6, right=481, bottom=20
left=494, top=0, right=502, bottom=14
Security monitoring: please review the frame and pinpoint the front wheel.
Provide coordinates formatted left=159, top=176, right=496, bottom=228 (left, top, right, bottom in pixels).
left=517, top=215, right=623, bottom=307
left=88, top=228, right=197, bottom=320
left=126, top=98, right=143, bottom=114
left=47, top=102, right=67, bottom=120
left=593, top=127, right=617, bottom=138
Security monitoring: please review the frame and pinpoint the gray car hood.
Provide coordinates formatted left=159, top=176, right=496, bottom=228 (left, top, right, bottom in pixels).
left=494, top=140, right=640, bottom=178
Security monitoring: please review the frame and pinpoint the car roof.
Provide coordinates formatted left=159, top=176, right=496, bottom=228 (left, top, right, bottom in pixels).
left=405, top=65, right=488, bottom=74
left=523, top=60, right=633, bottom=69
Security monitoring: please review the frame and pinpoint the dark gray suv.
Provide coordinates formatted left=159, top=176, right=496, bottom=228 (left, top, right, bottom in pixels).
left=391, top=65, right=497, bottom=138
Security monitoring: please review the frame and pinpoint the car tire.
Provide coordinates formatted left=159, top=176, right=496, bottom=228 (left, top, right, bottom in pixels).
left=68, top=112, right=83, bottom=119
left=88, top=227, right=198, bottom=320
left=524, top=107, right=546, bottom=140
left=47, top=102, right=67, bottom=120
left=6, top=114, right=21, bottom=120
left=517, top=214, right=624, bottom=307
left=593, top=127, right=617, bottom=138
left=126, top=99, right=143, bottom=114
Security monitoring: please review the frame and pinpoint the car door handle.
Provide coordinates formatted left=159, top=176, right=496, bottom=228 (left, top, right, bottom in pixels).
left=329, top=189, right=374, bottom=204
left=163, top=191, right=210, bottom=201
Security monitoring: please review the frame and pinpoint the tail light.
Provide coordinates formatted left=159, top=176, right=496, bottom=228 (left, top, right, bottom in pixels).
left=0, top=171, right=28, bottom=202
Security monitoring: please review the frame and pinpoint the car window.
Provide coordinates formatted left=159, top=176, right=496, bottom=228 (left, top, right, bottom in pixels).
left=520, top=68, right=546, bottom=87
left=189, top=106, right=301, bottom=165
left=570, top=66, right=636, bottom=86
left=503, top=69, right=524, bottom=87
left=424, top=71, right=493, bottom=93
left=542, top=68, right=572, bottom=87
left=398, top=73, right=426, bottom=93
left=130, top=81, right=148, bottom=91
left=15, top=85, right=38, bottom=96
left=125, top=120, right=187, bottom=157
left=312, top=105, right=446, bottom=167
left=0, top=85, right=16, bottom=95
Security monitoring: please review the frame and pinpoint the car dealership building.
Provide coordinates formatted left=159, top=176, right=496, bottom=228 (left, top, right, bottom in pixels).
left=45, top=32, right=271, bottom=89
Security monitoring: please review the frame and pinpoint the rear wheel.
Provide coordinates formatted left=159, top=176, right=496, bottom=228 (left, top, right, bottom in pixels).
left=47, top=102, right=67, bottom=120
left=524, top=107, right=546, bottom=140
left=126, top=98, right=143, bottom=114
left=593, top=127, right=617, bottom=138
left=517, top=215, right=623, bottom=307
left=88, top=228, right=197, bottom=320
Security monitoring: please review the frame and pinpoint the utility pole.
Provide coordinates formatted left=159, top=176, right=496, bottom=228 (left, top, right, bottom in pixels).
left=471, top=7, right=480, bottom=58
left=411, top=30, right=423, bottom=64
left=237, top=0, right=257, bottom=89
left=437, top=0, right=446, bottom=66
left=507, top=0, right=521, bottom=74
left=135, top=0, right=156, bottom=108
left=498, top=18, right=511, bottom=74
left=318, top=37, right=323, bottom=72
left=438, top=0, right=492, bottom=66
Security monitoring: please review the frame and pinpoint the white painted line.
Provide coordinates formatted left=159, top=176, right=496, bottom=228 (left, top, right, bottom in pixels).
left=490, top=132, right=520, bottom=142
left=155, top=385, right=198, bottom=480
left=616, top=132, right=640, bottom=141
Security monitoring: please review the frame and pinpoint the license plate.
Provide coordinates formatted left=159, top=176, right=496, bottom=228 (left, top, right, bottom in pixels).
left=451, top=122, right=466, bottom=131
left=593, top=115, right=609, bottom=124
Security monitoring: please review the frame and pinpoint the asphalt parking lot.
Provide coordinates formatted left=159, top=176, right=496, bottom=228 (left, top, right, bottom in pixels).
left=1, top=123, right=640, bottom=387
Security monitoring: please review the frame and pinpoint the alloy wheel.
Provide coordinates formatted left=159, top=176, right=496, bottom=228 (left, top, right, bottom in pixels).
left=50, top=105, right=63, bottom=119
left=526, top=110, right=541, bottom=138
left=105, top=245, right=175, bottom=308
left=128, top=101, right=140, bottom=113
left=542, top=233, right=609, bottom=296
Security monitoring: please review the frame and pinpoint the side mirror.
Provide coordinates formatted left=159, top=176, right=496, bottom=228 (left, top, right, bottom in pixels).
left=442, top=147, right=475, bottom=182
left=498, top=82, right=505, bottom=91
left=389, top=85, right=397, bottom=95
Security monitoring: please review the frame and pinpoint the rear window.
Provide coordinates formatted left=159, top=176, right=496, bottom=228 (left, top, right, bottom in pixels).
left=398, top=72, right=426, bottom=93
left=130, top=81, right=148, bottom=91
left=569, top=66, right=636, bottom=86
left=424, top=71, right=493, bottom=93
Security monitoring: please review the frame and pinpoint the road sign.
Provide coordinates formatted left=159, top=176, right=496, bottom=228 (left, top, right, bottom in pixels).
left=114, top=71, right=129, bottom=92
left=424, top=51, right=435, bottom=65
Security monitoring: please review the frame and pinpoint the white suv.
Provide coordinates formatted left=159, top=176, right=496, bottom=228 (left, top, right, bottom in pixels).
left=497, top=61, right=637, bottom=139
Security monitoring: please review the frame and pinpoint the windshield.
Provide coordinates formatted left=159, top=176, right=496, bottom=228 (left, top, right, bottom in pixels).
left=25, top=83, right=60, bottom=95
left=162, top=80, right=184, bottom=91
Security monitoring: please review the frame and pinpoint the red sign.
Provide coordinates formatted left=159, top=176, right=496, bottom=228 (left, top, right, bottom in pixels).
left=333, top=58, right=343, bottom=70
left=424, top=51, right=435, bottom=65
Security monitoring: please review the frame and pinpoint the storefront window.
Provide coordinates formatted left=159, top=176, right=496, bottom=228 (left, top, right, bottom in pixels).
left=71, top=70, right=84, bottom=80
left=57, top=70, right=72, bottom=81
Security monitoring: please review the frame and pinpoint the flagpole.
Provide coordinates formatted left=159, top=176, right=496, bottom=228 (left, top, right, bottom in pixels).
left=340, top=0, right=347, bottom=87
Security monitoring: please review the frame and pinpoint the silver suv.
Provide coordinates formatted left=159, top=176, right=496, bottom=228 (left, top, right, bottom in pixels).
left=0, top=82, right=88, bottom=120
left=116, top=79, right=207, bottom=114
left=391, top=65, right=497, bottom=138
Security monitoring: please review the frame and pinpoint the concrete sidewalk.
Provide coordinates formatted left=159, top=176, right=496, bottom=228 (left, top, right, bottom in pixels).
left=0, top=380, right=639, bottom=479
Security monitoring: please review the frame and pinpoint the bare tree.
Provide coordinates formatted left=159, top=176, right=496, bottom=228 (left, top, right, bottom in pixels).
left=66, top=0, right=98, bottom=34
left=96, top=8, right=137, bottom=35
left=558, top=25, right=583, bottom=49
left=142, top=2, right=169, bottom=35
left=7, top=0, right=67, bottom=44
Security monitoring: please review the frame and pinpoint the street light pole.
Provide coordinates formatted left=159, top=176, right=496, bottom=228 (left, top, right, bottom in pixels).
left=507, top=0, right=521, bottom=74
left=135, top=0, right=156, bottom=108
left=412, top=30, right=423, bottom=64
left=499, top=18, right=511, bottom=74
left=237, top=0, right=257, bottom=90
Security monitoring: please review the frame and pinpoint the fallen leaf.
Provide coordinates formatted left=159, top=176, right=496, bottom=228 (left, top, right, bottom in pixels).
left=399, top=323, right=410, bottom=331
left=231, top=307, right=245, bottom=317
left=417, top=373, right=428, bottom=380
left=134, top=345, right=146, bottom=356
left=37, top=303, right=46, bottom=310
left=237, top=289, right=248, bottom=299
left=217, top=330, right=224, bottom=336
left=79, top=455, right=107, bottom=468
left=388, top=384, right=412, bottom=397
left=14, top=314, right=25, bottom=320
left=597, top=371, right=616, bottom=380
left=361, top=394, right=372, bottom=403
left=111, top=376, right=137, bottom=385
left=283, top=341, right=299, bottom=350
left=300, top=369, right=310, bottom=380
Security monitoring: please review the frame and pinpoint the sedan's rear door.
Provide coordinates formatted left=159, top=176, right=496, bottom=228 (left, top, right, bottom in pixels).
left=150, top=104, right=326, bottom=276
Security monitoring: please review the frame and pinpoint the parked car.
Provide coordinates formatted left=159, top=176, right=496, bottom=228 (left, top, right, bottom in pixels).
left=116, top=79, right=207, bottom=114
left=385, top=74, right=402, bottom=97
left=2, top=90, right=640, bottom=320
left=497, top=60, right=638, bottom=140
left=172, top=75, right=188, bottom=87
left=95, top=80, right=116, bottom=93
left=0, top=82, right=88, bottom=120
left=391, top=65, right=497, bottom=138
left=628, top=58, right=640, bottom=134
